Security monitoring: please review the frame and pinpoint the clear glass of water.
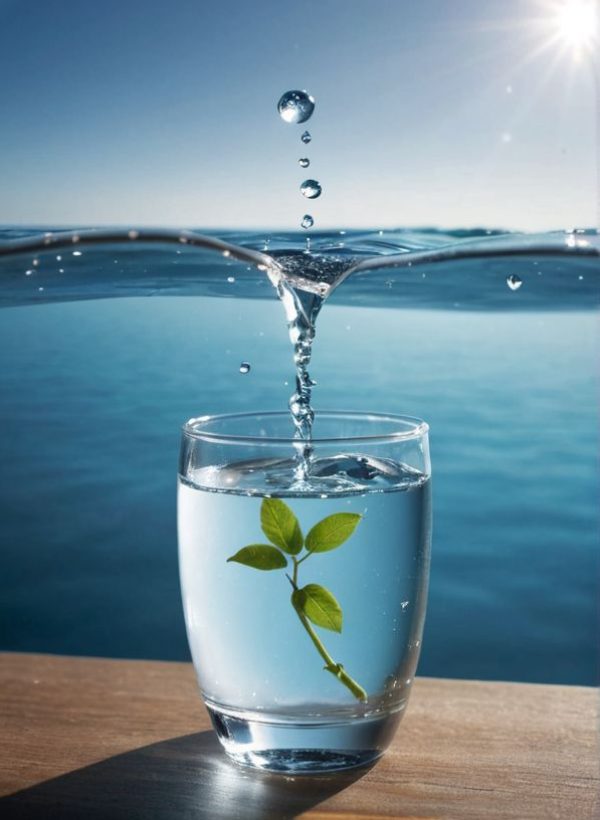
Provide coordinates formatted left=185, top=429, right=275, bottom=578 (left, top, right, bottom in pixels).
left=178, top=411, right=432, bottom=774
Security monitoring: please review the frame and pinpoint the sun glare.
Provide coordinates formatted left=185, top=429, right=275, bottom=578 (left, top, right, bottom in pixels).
left=554, top=1, right=598, bottom=50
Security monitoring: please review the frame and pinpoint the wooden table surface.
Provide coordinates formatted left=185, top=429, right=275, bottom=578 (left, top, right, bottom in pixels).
left=0, top=653, right=597, bottom=820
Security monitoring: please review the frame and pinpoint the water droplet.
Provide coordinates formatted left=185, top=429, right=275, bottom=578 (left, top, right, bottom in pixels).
left=301, top=130, right=311, bottom=144
left=56, top=255, right=62, bottom=261
left=222, top=249, right=231, bottom=257
left=300, top=179, right=322, bottom=199
left=506, top=274, right=522, bottom=291
left=38, top=286, right=44, bottom=292
left=239, top=362, right=251, bottom=374
left=227, top=276, right=235, bottom=283
left=401, top=601, right=409, bottom=610
left=298, top=157, right=310, bottom=168
left=58, top=268, right=64, bottom=273
left=32, top=259, right=39, bottom=267
left=301, top=214, right=314, bottom=229
left=128, top=229, right=139, bottom=240
left=578, top=275, right=584, bottom=280
left=277, top=90, right=315, bottom=124
left=385, top=280, right=393, bottom=289
left=25, top=269, right=34, bottom=276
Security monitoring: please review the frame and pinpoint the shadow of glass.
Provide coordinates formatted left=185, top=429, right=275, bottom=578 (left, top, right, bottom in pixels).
left=1, top=730, right=372, bottom=819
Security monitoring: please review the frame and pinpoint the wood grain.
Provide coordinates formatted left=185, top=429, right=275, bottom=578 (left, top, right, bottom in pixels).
left=0, top=652, right=597, bottom=819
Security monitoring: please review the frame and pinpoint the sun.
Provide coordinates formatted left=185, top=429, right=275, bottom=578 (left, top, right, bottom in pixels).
left=553, top=1, right=598, bottom=50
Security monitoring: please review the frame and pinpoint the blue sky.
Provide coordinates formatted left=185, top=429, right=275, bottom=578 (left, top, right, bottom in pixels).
left=0, top=0, right=596, bottom=230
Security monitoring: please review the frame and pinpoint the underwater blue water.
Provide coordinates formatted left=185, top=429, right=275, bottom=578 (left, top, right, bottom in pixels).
left=0, top=228, right=597, bottom=685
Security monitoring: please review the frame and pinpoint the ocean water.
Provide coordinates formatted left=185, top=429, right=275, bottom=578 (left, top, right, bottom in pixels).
left=0, top=227, right=598, bottom=686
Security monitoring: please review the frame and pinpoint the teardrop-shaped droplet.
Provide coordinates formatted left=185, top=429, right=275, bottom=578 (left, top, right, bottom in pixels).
left=277, top=90, right=315, bottom=124
left=298, top=157, right=310, bottom=168
left=506, top=274, right=522, bottom=291
left=301, top=130, right=311, bottom=144
left=300, top=179, right=322, bottom=199
left=239, top=362, right=251, bottom=374
left=301, top=214, right=314, bottom=229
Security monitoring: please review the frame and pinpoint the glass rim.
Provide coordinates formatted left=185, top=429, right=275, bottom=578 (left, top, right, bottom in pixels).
left=182, top=410, right=429, bottom=445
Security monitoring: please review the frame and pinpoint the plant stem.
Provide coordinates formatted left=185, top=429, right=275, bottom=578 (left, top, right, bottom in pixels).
left=291, top=598, right=367, bottom=702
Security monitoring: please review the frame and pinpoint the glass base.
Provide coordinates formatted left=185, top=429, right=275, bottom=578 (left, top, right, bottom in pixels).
left=206, top=703, right=403, bottom=774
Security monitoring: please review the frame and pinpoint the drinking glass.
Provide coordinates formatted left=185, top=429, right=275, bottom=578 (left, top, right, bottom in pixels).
left=178, top=411, right=432, bottom=773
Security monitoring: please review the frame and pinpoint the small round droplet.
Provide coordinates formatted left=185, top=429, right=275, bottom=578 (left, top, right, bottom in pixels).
left=277, top=90, right=315, bottom=124
left=506, top=274, right=522, bottom=291
left=128, top=229, right=139, bottom=240
left=301, top=214, right=314, bottom=229
left=72, top=251, right=82, bottom=257
left=301, top=130, right=311, bottom=144
left=300, top=179, right=321, bottom=199
left=227, top=276, right=235, bottom=283
left=401, top=601, right=410, bottom=610
left=25, top=269, right=34, bottom=276
left=239, top=362, right=251, bottom=374
left=298, top=157, right=310, bottom=168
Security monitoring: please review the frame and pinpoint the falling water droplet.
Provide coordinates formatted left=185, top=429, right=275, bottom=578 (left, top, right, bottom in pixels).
left=301, top=214, right=314, bottom=229
left=227, top=276, right=235, bottom=283
left=300, top=179, right=322, bottom=199
left=277, top=90, right=315, bottom=124
left=298, top=157, right=310, bottom=168
left=25, top=270, right=34, bottom=276
left=239, top=362, right=251, bottom=374
left=401, top=601, right=410, bottom=610
left=301, top=130, right=311, bottom=144
left=506, top=274, right=522, bottom=291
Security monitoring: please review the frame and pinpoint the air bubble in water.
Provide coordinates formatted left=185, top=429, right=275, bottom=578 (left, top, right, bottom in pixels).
left=239, top=362, right=251, bottom=374
left=298, top=158, right=310, bottom=168
left=301, top=214, right=314, bottom=229
left=301, top=130, right=311, bottom=144
left=506, top=274, right=522, bottom=291
left=300, top=179, right=322, bottom=199
left=277, top=90, right=315, bottom=124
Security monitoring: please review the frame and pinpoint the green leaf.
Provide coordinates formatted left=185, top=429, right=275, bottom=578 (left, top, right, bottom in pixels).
left=292, top=583, right=343, bottom=632
left=227, top=544, right=287, bottom=571
left=305, top=513, right=361, bottom=554
left=260, top=498, right=303, bottom=555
